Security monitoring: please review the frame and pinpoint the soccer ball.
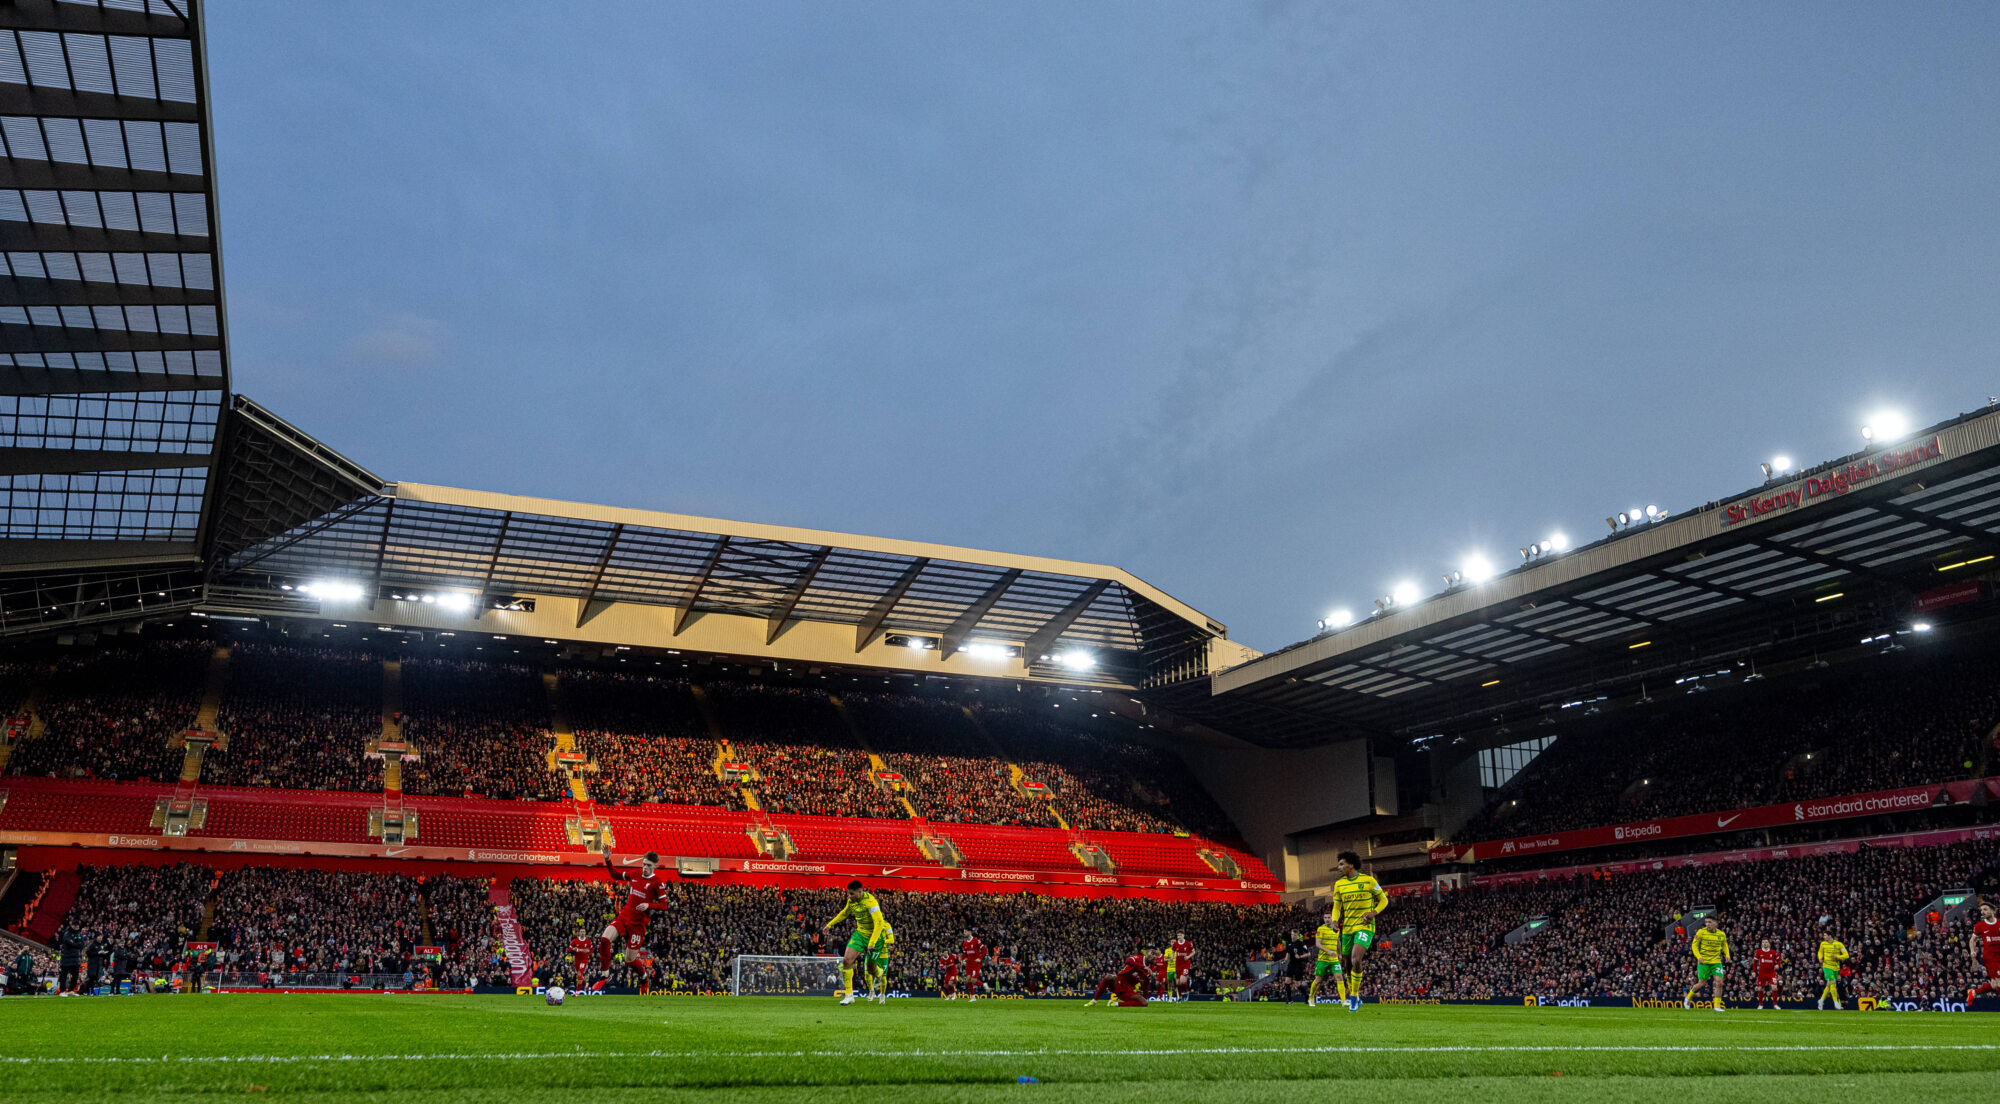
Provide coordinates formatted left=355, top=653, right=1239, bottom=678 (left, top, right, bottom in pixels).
left=545, top=986, right=566, bottom=1006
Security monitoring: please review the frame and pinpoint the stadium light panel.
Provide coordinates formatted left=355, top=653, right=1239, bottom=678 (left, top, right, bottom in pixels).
left=1391, top=581, right=1421, bottom=606
left=301, top=580, right=365, bottom=603
left=1327, top=609, right=1354, bottom=628
left=1862, top=410, right=1909, bottom=443
left=1058, top=651, right=1096, bottom=670
left=436, top=592, right=474, bottom=613
left=1772, top=455, right=1792, bottom=474
left=1912, top=622, right=1933, bottom=633
left=1461, top=555, right=1495, bottom=584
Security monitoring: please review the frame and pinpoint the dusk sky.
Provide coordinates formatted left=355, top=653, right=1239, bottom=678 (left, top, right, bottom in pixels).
left=206, top=1, right=2000, bottom=652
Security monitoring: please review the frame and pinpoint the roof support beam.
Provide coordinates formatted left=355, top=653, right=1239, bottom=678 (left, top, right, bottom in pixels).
left=0, top=365, right=224, bottom=395
left=765, top=545, right=831, bottom=645
left=219, top=497, right=377, bottom=575
left=1748, top=536, right=1898, bottom=586
left=575, top=523, right=625, bottom=629
left=673, top=535, right=729, bottom=635
left=367, top=499, right=393, bottom=610
left=1, top=276, right=218, bottom=308
left=0, top=325, right=220, bottom=355
left=0, top=0, right=191, bottom=36
left=0, top=446, right=209, bottom=475
left=855, top=558, right=928, bottom=651
left=0, top=223, right=213, bottom=255
left=480, top=512, right=514, bottom=594
left=0, top=85, right=202, bottom=123
left=1867, top=499, right=1997, bottom=550
left=939, top=569, right=1022, bottom=659
left=0, top=162, right=204, bottom=192
left=1022, top=579, right=1110, bottom=660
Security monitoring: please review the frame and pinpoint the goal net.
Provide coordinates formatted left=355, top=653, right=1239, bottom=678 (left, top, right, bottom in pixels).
left=728, top=955, right=846, bottom=996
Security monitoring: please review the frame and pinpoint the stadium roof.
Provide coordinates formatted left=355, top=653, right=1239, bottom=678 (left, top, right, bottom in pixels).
left=192, top=405, right=1229, bottom=687
left=1173, top=404, right=2000, bottom=747
left=0, top=0, right=224, bottom=632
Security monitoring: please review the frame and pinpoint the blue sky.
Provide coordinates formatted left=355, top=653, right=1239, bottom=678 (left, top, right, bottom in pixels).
left=206, top=1, right=2000, bottom=651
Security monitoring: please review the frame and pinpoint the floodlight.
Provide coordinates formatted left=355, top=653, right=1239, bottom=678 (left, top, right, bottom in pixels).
left=1863, top=411, right=1909, bottom=443
left=1772, top=455, right=1792, bottom=474
left=1391, top=581, right=1421, bottom=606
left=964, top=642, right=1011, bottom=660
left=1461, top=555, right=1495, bottom=584
left=302, top=580, right=365, bottom=603
left=436, top=592, right=474, bottom=613
left=1327, top=609, right=1354, bottom=628
left=1644, top=504, right=1659, bottom=519
left=1912, top=622, right=1933, bottom=633
left=1058, top=651, right=1097, bottom=670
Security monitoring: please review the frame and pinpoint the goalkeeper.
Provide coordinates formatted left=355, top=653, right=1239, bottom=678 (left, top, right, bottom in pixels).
left=824, top=879, right=893, bottom=1006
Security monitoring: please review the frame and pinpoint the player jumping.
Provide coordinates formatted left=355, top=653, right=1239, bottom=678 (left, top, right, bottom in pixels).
left=1331, top=851, right=1388, bottom=1011
left=1684, top=915, right=1730, bottom=1011
left=1751, top=938, right=1782, bottom=1009
left=959, top=930, right=986, bottom=1002
left=1816, top=929, right=1849, bottom=1010
left=1965, top=900, right=2000, bottom=1005
left=1170, top=931, right=1195, bottom=1001
left=824, top=880, right=892, bottom=1006
left=598, top=851, right=667, bottom=982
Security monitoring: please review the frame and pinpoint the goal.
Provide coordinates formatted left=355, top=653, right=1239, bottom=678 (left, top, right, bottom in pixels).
left=727, top=955, right=847, bottom=996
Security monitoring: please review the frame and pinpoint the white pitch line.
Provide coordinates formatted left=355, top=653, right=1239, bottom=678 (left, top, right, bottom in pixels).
left=2, top=1044, right=1998, bottom=1065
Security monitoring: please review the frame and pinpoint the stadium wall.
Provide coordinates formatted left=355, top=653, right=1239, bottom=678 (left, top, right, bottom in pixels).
left=1175, top=738, right=1371, bottom=886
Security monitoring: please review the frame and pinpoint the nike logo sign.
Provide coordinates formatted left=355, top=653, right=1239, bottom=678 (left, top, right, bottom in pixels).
left=880, top=867, right=902, bottom=875
left=385, top=847, right=409, bottom=856
left=621, top=856, right=644, bottom=866
left=1716, top=815, right=1741, bottom=828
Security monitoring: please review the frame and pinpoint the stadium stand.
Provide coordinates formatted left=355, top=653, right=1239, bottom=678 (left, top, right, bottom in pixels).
left=401, top=658, right=567, bottom=803
left=1369, top=837, right=2000, bottom=1004
left=1456, top=647, right=2000, bottom=845
left=4, top=641, right=206, bottom=784
left=210, top=643, right=381, bottom=791
left=565, top=671, right=729, bottom=808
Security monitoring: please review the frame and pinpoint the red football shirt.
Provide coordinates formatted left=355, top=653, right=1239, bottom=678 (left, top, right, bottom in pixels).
left=959, top=938, right=986, bottom=964
left=1117, top=953, right=1147, bottom=984
left=1753, top=948, right=1780, bottom=977
left=1975, top=919, right=2000, bottom=965
left=938, top=953, right=958, bottom=976
left=1170, top=939, right=1195, bottom=968
left=621, top=869, right=671, bottom=913
left=568, top=936, right=591, bottom=959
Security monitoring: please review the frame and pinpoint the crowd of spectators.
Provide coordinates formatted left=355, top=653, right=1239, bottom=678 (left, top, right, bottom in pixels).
left=509, top=876, right=1303, bottom=995
left=845, top=693, right=1054, bottom=828
left=1366, top=838, right=2000, bottom=1003
left=1460, top=648, right=2000, bottom=843
left=974, top=704, right=1234, bottom=837
left=55, top=863, right=212, bottom=977
left=704, top=683, right=901, bottom=819
left=566, top=671, right=727, bottom=807
left=401, top=657, right=567, bottom=802
left=209, top=643, right=381, bottom=791
left=207, top=866, right=486, bottom=985
left=5, top=641, right=206, bottom=783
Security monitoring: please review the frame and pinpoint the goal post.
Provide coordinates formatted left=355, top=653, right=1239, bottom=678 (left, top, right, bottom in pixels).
left=728, top=955, right=846, bottom=996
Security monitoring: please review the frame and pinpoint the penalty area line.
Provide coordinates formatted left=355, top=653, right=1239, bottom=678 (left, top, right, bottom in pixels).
left=3, top=1044, right=1999, bottom=1065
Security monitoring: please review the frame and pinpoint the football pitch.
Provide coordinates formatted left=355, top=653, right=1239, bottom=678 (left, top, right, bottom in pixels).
left=1, top=995, right=1996, bottom=1103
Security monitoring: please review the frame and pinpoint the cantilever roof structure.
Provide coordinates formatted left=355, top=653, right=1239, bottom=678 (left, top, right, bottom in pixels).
left=0, top=0, right=225, bottom=631
left=1181, top=405, right=2000, bottom=747
left=199, top=414, right=1226, bottom=687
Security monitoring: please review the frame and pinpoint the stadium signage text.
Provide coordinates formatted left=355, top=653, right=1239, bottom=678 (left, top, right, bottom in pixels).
left=1455, top=778, right=2000, bottom=863
left=1721, top=437, right=1942, bottom=527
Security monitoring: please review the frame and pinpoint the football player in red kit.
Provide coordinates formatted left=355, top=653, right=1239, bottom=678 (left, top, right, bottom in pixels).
left=598, top=851, right=667, bottom=976
left=959, top=930, right=987, bottom=1002
left=567, top=924, right=592, bottom=984
left=1169, top=932, right=1195, bottom=1001
left=1086, top=947, right=1150, bottom=1007
left=1967, top=900, right=2000, bottom=1004
left=938, top=951, right=960, bottom=999
left=1145, top=949, right=1170, bottom=1000
left=1752, top=938, right=1783, bottom=1008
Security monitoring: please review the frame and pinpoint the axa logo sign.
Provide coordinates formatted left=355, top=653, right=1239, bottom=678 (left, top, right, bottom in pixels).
left=1501, top=841, right=1516, bottom=853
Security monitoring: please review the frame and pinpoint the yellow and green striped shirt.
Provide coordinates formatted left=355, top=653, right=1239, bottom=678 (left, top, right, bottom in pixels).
left=1689, top=928, right=1731, bottom=964
left=1314, top=924, right=1341, bottom=962
left=1331, top=874, right=1388, bottom=934
left=829, top=893, right=892, bottom=946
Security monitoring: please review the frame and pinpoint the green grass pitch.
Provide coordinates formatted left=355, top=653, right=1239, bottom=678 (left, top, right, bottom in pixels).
left=1, top=995, right=1995, bottom=1103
